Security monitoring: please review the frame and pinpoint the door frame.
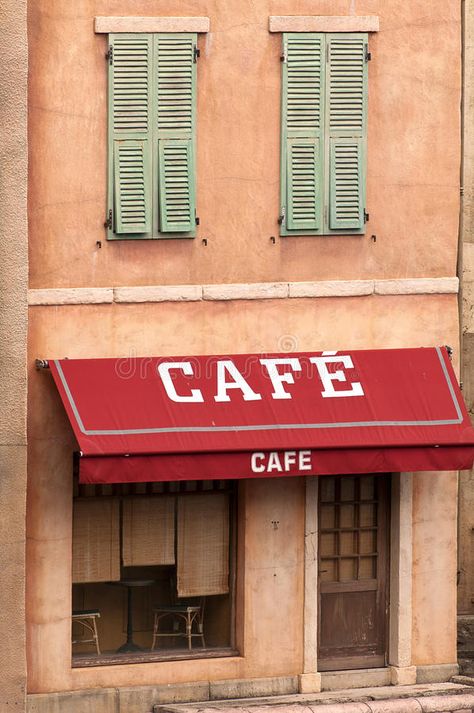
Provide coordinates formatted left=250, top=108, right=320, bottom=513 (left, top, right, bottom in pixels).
left=302, top=473, right=413, bottom=676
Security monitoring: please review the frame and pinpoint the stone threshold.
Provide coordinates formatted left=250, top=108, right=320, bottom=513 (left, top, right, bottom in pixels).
left=155, top=683, right=474, bottom=713
left=28, top=277, right=459, bottom=306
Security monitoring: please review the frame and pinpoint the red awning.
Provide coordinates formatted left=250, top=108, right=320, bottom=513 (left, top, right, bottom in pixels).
left=49, top=347, right=474, bottom=483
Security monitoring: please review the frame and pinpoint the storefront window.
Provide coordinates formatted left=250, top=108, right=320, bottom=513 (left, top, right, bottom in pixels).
left=71, top=476, right=236, bottom=666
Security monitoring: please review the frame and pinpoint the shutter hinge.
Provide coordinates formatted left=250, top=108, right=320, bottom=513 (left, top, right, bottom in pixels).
left=105, top=46, right=113, bottom=65
left=365, top=44, right=371, bottom=62
left=280, top=42, right=287, bottom=63
left=195, top=211, right=200, bottom=226
left=193, top=46, right=200, bottom=63
left=364, top=210, right=369, bottom=224
left=104, top=209, right=112, bottom=230
left=278, top=207, right=286, bottom=225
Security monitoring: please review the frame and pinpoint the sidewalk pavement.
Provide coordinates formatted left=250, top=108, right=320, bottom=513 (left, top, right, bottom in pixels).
left=155, top=682, right=474, bottom=713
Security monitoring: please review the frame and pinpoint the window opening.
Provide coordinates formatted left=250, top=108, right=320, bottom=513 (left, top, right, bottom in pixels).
left=71, top=474, right=237, bottom=667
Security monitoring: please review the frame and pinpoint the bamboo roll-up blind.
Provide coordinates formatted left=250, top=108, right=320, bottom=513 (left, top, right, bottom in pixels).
left=122, top=496, right=175, bottom=566
left=72, top=498, right=120, bottom=583
left=177, top=492, right=230, bottom=597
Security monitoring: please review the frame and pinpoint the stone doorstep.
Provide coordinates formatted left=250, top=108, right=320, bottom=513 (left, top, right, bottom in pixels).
left=154, top=683, right=474, bottom=713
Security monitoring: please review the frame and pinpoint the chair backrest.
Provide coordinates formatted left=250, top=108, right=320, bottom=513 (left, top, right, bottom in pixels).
left=170, top=572, right=205, bottom=624
left=187, top=596, right=205, bottom=619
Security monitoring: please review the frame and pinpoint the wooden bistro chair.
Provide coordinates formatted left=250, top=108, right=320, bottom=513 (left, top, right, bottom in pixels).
left=72, top=609, right=101, bottom=655
left=151, top=598, right=205, bottom=651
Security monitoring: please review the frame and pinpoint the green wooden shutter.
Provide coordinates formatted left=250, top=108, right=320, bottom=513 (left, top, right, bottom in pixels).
left=156, top=34, right=197, bottom=233
left=114, top=140, right=151, bottom=233
left=108, top=34, right=152, bottom=236
left=327, top=34, right=367, bottom=232
left=281, top=34, right=324, bottom=234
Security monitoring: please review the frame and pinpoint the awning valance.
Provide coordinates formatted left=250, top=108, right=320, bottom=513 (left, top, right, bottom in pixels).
left=48, top=346, right=474, bottom=483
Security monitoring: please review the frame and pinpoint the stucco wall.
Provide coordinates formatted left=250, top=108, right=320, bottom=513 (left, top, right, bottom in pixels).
left=0, top=0, right=28, bottom=708
left=28, top=0, right=461, bottom=289
left=412, top=471, right=458, bottom=664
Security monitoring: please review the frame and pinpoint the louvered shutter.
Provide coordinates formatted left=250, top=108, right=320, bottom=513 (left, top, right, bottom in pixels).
left=156, top=34, right=197, bottom=233
left=281, top=34, right=324, bottom=233
left=327, top=34, right=367, bottom=232
left=109, top=34, right=152, bottom=235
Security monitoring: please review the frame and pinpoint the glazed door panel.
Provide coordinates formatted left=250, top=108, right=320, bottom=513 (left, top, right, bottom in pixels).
left=318, top=474, right=390, bottom=671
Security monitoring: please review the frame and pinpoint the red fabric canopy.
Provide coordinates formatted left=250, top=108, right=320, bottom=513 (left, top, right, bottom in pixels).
left=49, top=346, right=474, bottom=483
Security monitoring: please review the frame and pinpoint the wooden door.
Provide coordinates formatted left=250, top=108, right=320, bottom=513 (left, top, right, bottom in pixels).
left=318, top=474, right=390, bottom=671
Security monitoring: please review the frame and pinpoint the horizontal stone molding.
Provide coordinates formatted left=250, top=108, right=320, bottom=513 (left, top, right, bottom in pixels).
left=114, top=285, right=202, bottom=303
left=28, top=288, right=113, bottom=306
left=203, top=283, right=288, bottom=301
left=290, top=280, right=374, bottom=298
left=375, top=277, right=459, bottom=295
left=269, top=15, right=380, bottom=33
left=28, top=278, right=458, bottom=306
left=95, top=16, right=210, bottom=34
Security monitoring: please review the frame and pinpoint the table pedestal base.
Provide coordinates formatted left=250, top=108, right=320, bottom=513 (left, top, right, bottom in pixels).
left=116, top=641, right=143, bottom=654
left=112, top=579, right=156, bottom=655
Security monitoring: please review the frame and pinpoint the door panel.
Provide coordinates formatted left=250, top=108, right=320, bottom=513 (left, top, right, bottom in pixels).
left=318, top=474, right=390, bottom=671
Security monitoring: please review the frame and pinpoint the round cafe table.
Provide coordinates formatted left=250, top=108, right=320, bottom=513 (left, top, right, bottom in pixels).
left=112, top=579, right=155, bottom=653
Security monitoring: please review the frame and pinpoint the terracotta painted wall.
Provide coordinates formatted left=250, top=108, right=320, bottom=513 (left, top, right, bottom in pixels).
left=26, top=0, right=463, bottom=696
left=28, top=0, right=461, bottom=289
left=412, top=471, right=458, bottom=665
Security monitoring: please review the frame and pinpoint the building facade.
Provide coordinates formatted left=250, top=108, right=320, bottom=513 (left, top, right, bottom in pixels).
left=0, top=1, right=471, bottom=711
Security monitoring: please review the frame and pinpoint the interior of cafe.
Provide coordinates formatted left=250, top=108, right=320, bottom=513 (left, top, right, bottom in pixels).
left=71, top=475, right=236, bottom=666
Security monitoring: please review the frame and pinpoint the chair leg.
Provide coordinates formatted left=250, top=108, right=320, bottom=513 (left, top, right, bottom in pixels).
left=151, top=613, right=157, bottom=651
left=72, top=615, right=101, bottom=656
left=92, top=616, right=101, bottom=656
left=186, top=612, right=192, bottom=651
left=199, top=598, right=206, bottom=648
